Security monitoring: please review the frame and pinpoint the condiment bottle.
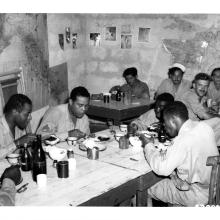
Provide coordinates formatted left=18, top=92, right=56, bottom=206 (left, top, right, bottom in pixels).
left=67, top=149, right=76, bottom=170
left=21, top=143, right=32, bottom=171
left=158, top=124, right=166, bottom=143
left=32, top=135, right=47, bottom=182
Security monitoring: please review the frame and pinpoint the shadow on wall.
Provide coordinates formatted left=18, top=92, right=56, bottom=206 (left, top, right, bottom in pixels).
left=49, top=62, right=69, bottom=105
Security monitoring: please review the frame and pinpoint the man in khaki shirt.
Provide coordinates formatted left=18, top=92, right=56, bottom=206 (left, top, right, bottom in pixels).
left=120, top=67, right=150, bottom=101
left=141, top=101, right=219, bottom=206
left=0, top=94, right=36, bottom=160
left=156, top=63, right=191, bottom=101
left=37, top=86, right=90, bottom=139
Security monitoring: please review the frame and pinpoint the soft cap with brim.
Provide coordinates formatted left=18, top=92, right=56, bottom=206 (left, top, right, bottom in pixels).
left=171, top=63, right=186, bottom=72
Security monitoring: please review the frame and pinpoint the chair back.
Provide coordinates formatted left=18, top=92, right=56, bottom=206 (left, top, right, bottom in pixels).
left=206, top=155, right=220, bottom=205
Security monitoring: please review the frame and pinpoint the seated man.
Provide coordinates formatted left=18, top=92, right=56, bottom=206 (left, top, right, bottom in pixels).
left=181, top=73, right=218, bottom=120
left=0, top=165, right=21, bottom=206
left=141, top=101, right=219, bottom=206
left=208, top=67, right=220, bottom=104
left=120, top=67, right=150, bottom=100
left=37, top=86, right=90, bottom=138
left=156, top=63, right=191, bottom=101
left=130, top=93, right=174, bottom=131
left=0, top=94, right=36, bottom=159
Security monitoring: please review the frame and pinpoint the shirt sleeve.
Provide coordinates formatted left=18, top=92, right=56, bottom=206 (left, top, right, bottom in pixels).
left=0, top=178, right=16, bottom=206
left=37, top=107, right=60, bottom=136
left=144, top=139, right=187, bottom=176
left=184, top=95, right=210, bottom=120
left=156, top=79, right=167, bottom=96
left=131, top=110, right=156, bottom=130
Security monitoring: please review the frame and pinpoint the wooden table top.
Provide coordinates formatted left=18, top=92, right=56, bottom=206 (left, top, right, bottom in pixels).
left=0, top=129, right=152, bottom=206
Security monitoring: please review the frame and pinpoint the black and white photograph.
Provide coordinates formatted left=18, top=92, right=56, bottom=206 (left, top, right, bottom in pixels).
left=105, top=26, right=116, bottom=41
left=1, top=1, right=220, bottom=220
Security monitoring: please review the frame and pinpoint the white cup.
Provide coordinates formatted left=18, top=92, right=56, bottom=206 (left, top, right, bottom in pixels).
left=120, top=124, right=127, bottom=133
left=37, top=174, right=47, bottom=188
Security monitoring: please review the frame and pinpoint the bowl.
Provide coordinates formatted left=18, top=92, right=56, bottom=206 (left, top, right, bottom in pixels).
left=114, top=132, right=124, bottom=141
left=44, top=135, right=60, bottom=145
left=48, top=147, right=67, bottom=161
left=6, top=153, right=21, bottom=165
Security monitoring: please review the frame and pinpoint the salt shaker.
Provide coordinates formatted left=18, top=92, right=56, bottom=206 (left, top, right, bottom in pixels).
left=67, top=149, right=76, bottom=171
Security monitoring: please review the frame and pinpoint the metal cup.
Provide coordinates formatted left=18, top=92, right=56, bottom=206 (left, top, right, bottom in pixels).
left=119, top=135, right=129, bottom=149
left=103, top=93, right=110, bottom=103
left=87, top=147, right=99, bottom=160
left=57, top=161, right=69, bottom=178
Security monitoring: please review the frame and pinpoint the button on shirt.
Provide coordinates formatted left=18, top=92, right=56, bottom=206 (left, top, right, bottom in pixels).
left=157, top=78, right=191, bottom=101
left=145, top=119, right=218, bottom=188
left=0, top=116, right=25, bottom=160
left=37, top=104, right=90, bottom=137
left=120, top=79, right=150, bottom=99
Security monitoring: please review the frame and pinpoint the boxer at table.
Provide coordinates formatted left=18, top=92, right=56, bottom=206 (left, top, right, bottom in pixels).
left=140, top=101, right=219, bottom=206
left=37, top=86, right=90, bottom=138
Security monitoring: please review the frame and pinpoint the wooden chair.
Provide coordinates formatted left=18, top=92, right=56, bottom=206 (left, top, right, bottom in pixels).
left=0, top=68, right=25, bottom=116
left=206, top=155, right=220, bottom=205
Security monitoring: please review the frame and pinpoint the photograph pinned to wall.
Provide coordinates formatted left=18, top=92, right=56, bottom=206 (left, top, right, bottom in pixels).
left=105, top=27, right=116, bottom=41
left=121, top=35, right=132, bottom=49
left=65, top=27, right=71, bottom=43
left=121, top=24, right=131, bottom=34
left=58, top=34, right=64, bottom=50
left=138, top=28, right=150, bottom=42
left=90, top=33, right=101, bottom=47
left=72, top=33, right=78, bottom=49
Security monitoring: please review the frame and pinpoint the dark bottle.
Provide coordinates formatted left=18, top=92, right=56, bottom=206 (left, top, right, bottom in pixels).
left=116, top=90, right=121, bottom=101
left=32, top=135, right=47, bottom=182
left=158, top=124, right=166, bottom=143
left=21, top=143, right=32, bottom=171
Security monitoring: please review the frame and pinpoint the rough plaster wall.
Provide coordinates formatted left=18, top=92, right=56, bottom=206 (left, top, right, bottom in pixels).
left=47, top=14, right=220, bottom=98
left=0, top=13, right=50, bottom=110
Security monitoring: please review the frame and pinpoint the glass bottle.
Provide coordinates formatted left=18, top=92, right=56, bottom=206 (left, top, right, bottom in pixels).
left=21, top=143, right=32, bottom=171
left=67, top=149, right=76, bottom=171
left=158, top=124, right=166, bottom=143
left=32, top=135, right=47, bottom=182
left=116, top=90, right=121, bottom=101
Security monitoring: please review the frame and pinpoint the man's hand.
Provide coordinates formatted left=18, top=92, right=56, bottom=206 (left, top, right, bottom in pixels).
left=139, top=133, right=154, bottom=148
left=1, top=165, right=22, bottom=186
left=15, top=133, right=37, bottom=147
left=68, top=129, right=86, bottom=139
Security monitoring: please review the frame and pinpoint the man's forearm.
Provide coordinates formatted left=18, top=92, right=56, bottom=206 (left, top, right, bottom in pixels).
left=0, top=178, right=16, bottom=206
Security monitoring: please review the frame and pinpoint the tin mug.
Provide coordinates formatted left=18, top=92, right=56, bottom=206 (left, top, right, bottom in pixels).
left=87, top=147, right=99, bottom=160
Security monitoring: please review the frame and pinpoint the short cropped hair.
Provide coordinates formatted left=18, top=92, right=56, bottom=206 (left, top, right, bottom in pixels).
left=211, top=67, right=220, bottom=77
left=3, top=94, right=32, bottom=114
left=163, top=101, right=189, bottom=121
left=70, top=86, right=90, bottom=102
left=156, top=93, right=174, bottom=104
left=168, top=67, right=184, bottom=76
left=122, top=67, right=138, bottom=78
left=194, top=73, right=211, bottom=82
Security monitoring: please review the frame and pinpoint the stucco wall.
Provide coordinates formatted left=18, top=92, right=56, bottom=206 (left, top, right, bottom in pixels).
left=47, top=14, right=220, bottom=98
left=0, top=13, right=50, bottom=110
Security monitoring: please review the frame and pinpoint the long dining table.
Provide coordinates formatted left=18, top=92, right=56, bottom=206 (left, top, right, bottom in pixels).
left=87, top=99, right=153, bottom=125
left=0, top=128, right=162, bottom=206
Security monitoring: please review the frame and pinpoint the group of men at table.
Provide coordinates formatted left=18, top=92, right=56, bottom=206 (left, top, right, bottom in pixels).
left=0, top=63, right=220, bottom=206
